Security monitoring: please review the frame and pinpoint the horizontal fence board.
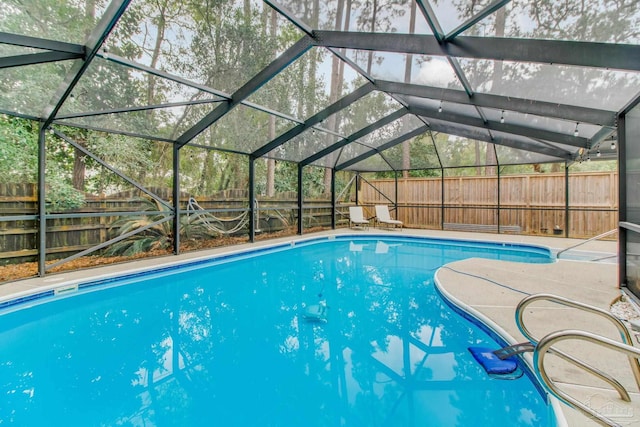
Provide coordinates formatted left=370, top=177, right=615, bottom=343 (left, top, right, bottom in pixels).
left=0, top=186, right=334, bottom=263
left=1, top=244, right=98, bottom=260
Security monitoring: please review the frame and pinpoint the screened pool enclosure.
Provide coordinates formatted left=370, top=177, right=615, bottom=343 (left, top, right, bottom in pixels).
left=0, top=0, right=639, bottom=294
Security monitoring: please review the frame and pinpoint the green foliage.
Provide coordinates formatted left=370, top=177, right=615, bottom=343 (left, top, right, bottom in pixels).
left=0, top=115, right=38, bottom=182
left=45, top=175, right=85, bottom=212
left=374, top=168, right=440, bottom=179
left=570, top=159, right=617, bottom=172
left=1, top=0, right=107, bottom=44
left=253, top=161, right=332, bottom=199
left=302, top=166, right=328, bottom=199
left=0, top=0, right=627, bottom=199
left=0, top=116, right=86, bottom=211
left=499, top=160, right=617, bottom=176
left=81, top=133, right=156, bottom=194
left=0, top=1, right=107, bottom=116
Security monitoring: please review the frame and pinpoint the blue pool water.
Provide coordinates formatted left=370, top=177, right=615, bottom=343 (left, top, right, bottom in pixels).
left=0, top=236, right=556, bottom=426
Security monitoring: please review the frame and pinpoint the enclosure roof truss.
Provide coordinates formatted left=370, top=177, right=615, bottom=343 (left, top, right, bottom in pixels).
left=0, top=0, right=637, bottom=171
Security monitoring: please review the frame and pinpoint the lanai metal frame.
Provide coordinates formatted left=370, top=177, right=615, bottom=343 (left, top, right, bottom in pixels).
left=0, top=0, right=638, bottom=286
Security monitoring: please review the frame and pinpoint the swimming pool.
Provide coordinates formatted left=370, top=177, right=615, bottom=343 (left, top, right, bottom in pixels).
left=0, top=235, right=558, bottom=426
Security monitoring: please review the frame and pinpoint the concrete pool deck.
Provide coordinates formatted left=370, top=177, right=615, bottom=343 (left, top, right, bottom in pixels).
left=0, top=228, right=632, bottom=426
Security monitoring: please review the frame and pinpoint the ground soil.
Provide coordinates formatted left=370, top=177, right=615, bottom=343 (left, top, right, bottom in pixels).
left=0, top=228, right=325, bottom=284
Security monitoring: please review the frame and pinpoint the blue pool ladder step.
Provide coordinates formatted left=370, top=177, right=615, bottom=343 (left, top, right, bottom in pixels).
left=468, top=346, right=523, bottom=379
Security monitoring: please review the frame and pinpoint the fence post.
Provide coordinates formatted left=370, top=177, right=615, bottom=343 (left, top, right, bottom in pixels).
left=331, top=168, right=336, bottom=229
left=440, top=172, right=444, bottom=229
left=173, top=144, right=180, bottom=255
left=394, top=171, right=399, bottom=217
left=99, top=195, right=107, bottom=244
left=38, top=126, right=47, bottom=277
left=298, top=163, right=303, bottom=235
left=565, top=162, right=569, bottom=238
left=249, top=156, right=255, bottom=242
left=497, top=165, right=501, bottom=233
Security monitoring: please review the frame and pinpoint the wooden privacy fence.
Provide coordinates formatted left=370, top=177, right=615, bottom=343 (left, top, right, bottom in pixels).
left=359, top=172, right=618, bottom=238
left=0, top=172, right=618, bottom=264
left=0, top=185, right=324, bottom=264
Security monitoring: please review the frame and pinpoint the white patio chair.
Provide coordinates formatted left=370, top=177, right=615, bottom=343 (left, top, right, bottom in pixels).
left=375, top=205, right=403, bottom=229
left=348, top=206, right=370, bottom=229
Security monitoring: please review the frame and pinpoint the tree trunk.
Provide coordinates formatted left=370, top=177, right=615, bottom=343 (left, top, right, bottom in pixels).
left=147, top=5, right=166, bottom=109
left=142, top=2, right=168, bottom=185
left=475, top=141, right=482, bottom=175
left=72, top=146, right=86, bottom=191
left=196, top=149, right=215, bottom=195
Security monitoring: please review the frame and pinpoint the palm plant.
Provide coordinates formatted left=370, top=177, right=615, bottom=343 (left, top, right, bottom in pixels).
left=105, top=198, right=219, bottom=256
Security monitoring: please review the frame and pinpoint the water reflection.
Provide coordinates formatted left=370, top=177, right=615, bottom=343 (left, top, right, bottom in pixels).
left=0, top=239, right=551, bottom=426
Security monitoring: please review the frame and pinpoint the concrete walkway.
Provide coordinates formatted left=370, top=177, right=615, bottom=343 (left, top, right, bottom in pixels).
left=0, top=228, right=633, bottom=426
left=426, top=230, right=634, bottom=426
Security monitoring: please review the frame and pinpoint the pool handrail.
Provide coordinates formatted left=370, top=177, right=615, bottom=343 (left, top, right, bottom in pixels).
left=495, top=340, right=631, bottom=402
left=556, top=228, right=617, bottom=260
left=535, top=330, right=640, bottom=427
left=515, top=293, right=640, bottom=394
